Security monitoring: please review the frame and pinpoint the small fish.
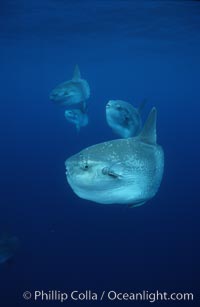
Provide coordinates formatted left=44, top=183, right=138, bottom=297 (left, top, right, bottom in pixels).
left=65, top=107, right=164, bottom=207
left=49, top=65, right=90, bottom=109
left=106, top=99, right=147, bottom=138
left=65, top=109, right=89, bottom=132
left=0, top=233, right=19, bottom=264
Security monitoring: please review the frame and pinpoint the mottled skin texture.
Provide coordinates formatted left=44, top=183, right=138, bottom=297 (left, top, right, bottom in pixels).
left=65, top=136, right=164, bottom=206
left=106, top=100, right=142, bottom=138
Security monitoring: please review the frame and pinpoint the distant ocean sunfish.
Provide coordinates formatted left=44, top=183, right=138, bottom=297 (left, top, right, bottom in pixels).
left=0, top=234, right=19, bottom=264
left=65, top=109, right=89, bottom=132
left=106, top=99, right=146, bottom=138
left=49, top=65, right=90, bottom=108
left=65, top=108, right=164, bottom=207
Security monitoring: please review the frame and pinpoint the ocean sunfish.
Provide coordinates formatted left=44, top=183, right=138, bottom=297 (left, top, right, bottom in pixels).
left=106, top=99, right=146, bottom=138
left=65, top=108, right=164, bottom=207
left=49, top=65, right=90, bottom=109
left=65, top=109, right=89, bottom=132
left=0, top=233, right=19, bottom=264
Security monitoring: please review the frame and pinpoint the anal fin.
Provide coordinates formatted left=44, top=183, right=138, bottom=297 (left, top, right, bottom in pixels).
left=128, top=201, right=146, bottom=208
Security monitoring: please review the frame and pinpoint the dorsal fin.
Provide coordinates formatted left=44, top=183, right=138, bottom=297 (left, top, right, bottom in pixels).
left=138, top=107, right=157, bottom=144
left=72, top=64, right=81, bottom=81
left=138, top=98, right=148, bottom=113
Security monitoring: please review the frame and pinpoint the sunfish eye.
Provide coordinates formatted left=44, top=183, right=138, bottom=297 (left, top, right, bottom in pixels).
left=80, top=160, right=89, bottom=170
left=79, top=154, right=90, bottom=170
left=82, top=163, right=89, bottom=170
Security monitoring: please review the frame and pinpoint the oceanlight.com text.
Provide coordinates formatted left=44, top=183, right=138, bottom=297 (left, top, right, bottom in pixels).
left=22, top=289, right=194, bottom=303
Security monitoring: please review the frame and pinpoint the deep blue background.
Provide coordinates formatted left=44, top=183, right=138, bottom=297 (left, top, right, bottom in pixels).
left=0, top=1, right=200, bottom=306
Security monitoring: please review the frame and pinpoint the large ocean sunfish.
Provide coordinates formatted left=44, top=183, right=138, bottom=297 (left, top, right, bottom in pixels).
left=65, top=108, right=164, bottom=207
left=49, top=65, right=90, bottom=108
left=64, top=109, right=89, bottom=132
left=106, top=99, right=147, bottom=138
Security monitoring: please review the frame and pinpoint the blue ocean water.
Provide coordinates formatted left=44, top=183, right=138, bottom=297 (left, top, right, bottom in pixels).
left=0, top=0, right=200, bottom=306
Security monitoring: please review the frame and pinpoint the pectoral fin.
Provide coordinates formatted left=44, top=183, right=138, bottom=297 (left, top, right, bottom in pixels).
left=102, top=167, right=121, bottom=178
left=102, top=162, right=129, bottom=179
left=128, top=201, right=146, bottom=208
